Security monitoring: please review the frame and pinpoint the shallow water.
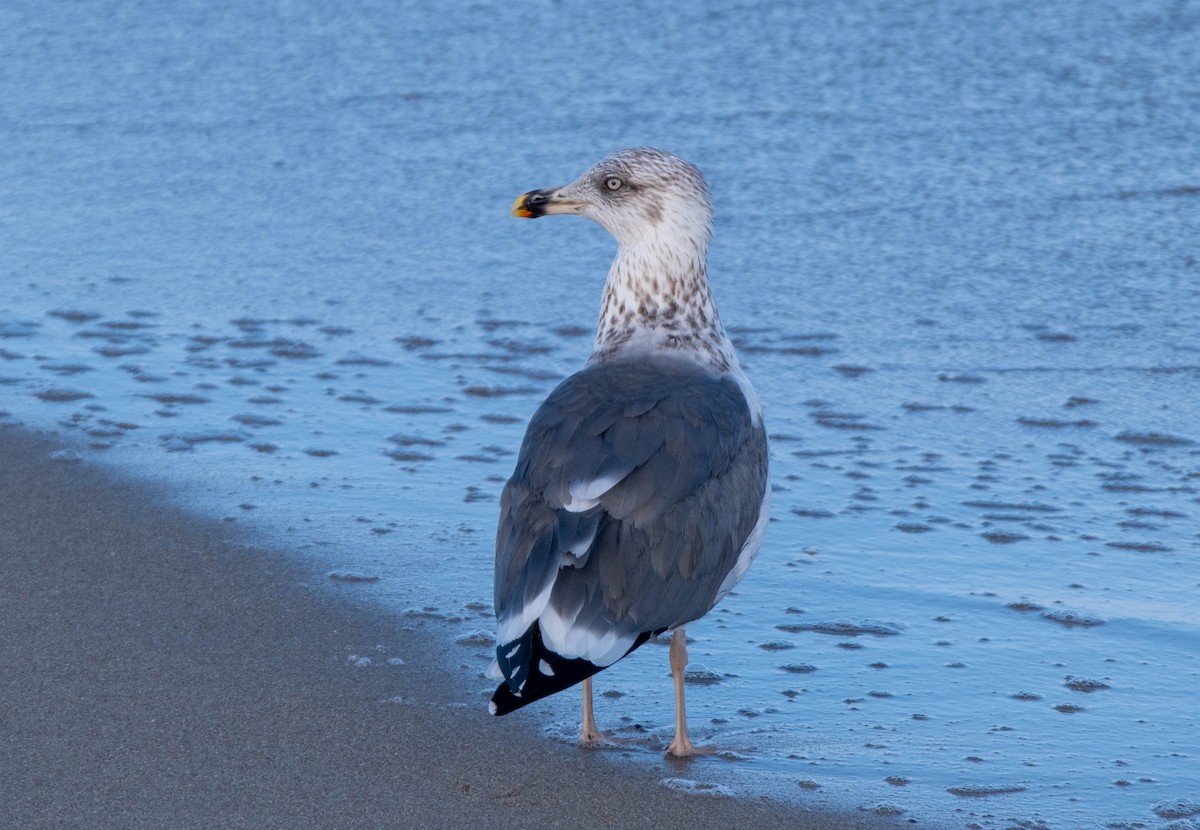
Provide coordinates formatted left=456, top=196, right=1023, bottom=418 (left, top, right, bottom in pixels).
left=3, top=1, right=1198, bottom=827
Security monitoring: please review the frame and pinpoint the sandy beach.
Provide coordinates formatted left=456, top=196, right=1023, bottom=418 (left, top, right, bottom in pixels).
left=0, top=426, right=901, bottom=830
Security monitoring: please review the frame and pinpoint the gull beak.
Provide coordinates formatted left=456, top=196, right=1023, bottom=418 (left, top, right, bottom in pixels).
left=511, top=187, right=586, bottom=218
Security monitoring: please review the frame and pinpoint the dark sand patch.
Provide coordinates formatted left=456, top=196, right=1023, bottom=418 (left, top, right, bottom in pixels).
left=0, top=427, right=892, bottom=830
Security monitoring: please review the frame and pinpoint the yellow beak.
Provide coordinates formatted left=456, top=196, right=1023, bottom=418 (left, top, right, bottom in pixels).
left=511, top=193, right=537, bottom=218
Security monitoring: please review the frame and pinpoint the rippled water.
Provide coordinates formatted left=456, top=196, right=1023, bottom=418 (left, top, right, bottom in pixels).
left=3, top=2, right=1198, bottom=827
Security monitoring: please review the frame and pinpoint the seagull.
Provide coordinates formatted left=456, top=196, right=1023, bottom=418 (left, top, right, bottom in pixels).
left=489, top=147, right=769, bottom=757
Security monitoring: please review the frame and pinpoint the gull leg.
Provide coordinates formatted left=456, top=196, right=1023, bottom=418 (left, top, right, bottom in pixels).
left=666, top=626, right=712, bottom=757
left=580, top=676, right=602, bottom=745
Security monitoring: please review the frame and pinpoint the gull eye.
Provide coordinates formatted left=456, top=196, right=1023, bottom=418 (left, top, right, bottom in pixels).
left=604, top=176, right=624, bottom=191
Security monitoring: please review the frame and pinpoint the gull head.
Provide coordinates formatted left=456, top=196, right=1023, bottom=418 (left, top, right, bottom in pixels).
left=512, top=147, right=713, bottom=250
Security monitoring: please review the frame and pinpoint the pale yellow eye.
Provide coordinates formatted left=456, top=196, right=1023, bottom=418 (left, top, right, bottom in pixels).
left=604, top=176, right=623, bottom=191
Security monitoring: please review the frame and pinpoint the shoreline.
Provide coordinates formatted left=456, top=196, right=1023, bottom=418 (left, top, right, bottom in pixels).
left=0, top=425, right=901, bottom=829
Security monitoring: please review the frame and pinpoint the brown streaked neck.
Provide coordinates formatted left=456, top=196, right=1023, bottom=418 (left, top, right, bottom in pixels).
left=590, top=235, right=737, bottom=371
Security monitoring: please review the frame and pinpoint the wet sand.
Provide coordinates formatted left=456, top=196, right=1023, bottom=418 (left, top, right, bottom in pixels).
left=0, top=426, right=898, bottom=830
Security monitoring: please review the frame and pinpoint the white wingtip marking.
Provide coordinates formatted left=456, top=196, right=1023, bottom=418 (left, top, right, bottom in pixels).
left=561, top=496, right=600, bottom=514
left=538, top=659, right=555, bottom=676
left=496, top=580, right=554, bottom=644
left=539, top=603, right=635, bottom=666
left=570, top=473, right=624, bottom=502
left=488, top=700, right=498, bottom=715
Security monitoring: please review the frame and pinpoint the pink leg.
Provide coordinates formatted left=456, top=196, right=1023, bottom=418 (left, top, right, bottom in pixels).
left=666, top=627, right=712, bottom=757
left=580, top=676, right=602, bottom=745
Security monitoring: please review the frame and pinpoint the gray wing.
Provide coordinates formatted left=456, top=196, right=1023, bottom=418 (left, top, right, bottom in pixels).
left=494, top=357, right=768, bottom=666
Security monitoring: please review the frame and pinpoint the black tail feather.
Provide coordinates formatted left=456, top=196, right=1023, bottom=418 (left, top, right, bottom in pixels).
left=490, top=624, right=661, bottom=716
